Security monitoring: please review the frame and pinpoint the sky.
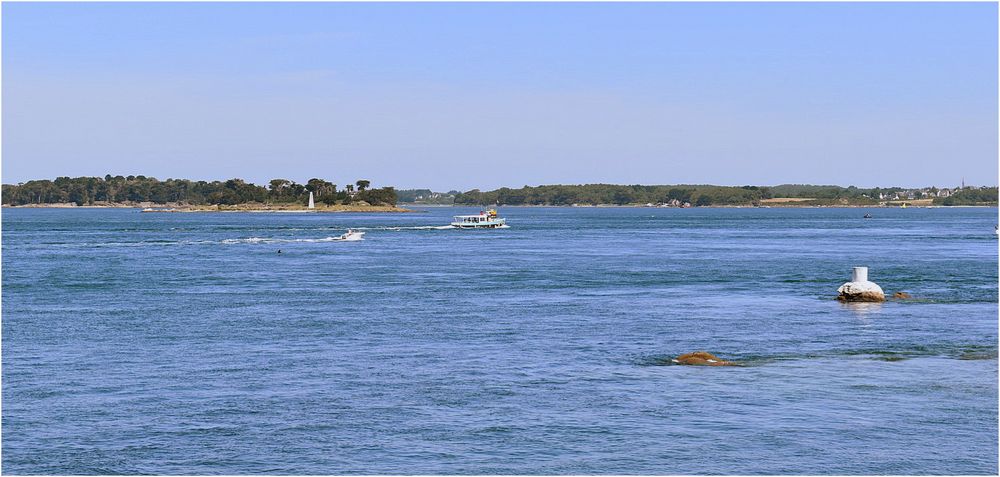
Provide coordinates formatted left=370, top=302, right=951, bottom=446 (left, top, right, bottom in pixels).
left=2, top=2, right=997, bottom=191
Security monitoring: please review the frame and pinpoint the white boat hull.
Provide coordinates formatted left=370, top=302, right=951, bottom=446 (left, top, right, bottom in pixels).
left=335, top=231, right=365, bottom=241
left=450, top=219, right=506, bottom=228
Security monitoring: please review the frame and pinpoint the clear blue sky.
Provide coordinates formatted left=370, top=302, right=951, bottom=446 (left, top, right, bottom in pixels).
left=3, top=2, right=997, bottom=191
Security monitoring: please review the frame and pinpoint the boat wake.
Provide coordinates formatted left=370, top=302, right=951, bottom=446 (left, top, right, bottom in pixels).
left=220, top=236, right=357, bottom=244
left=350, top=225, right=455, bottom=231
left=40, top=223, right=511, bottom=249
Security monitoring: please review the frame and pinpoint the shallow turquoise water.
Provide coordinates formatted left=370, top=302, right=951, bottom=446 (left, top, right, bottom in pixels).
left=2, top=206, right=997, bottom=474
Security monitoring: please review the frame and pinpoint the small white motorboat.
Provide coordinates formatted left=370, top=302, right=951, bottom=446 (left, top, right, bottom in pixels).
left=336, top=229, right=365, bottom=241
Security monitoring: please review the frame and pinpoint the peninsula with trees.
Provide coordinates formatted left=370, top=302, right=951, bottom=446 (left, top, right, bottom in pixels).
left=1, top=175, right=405, bottom=212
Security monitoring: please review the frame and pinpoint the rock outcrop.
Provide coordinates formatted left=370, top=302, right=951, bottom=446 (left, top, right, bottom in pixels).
left=893, top=292, right=912, bottom=299
left=672, top=351, right=737, bottom=366
left=837, top=281, right=886, bottom=302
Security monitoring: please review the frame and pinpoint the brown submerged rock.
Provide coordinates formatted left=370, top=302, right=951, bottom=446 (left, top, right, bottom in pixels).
left=672, top=351, right=738, bottom=366
left=837, top=291, right=886, bottom=302
left=893, top=292, right=912, bottom=299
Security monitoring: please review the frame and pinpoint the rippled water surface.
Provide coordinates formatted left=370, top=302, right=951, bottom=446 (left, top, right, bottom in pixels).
left=3, top=206, right=998, bottom=474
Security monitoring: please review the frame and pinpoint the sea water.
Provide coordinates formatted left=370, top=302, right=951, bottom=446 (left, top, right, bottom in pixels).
left=2, top=206, right=997, bottom=474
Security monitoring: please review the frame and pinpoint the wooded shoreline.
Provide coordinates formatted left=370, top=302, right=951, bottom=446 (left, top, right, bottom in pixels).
left=450, top=184, right=998, bottom=207
left=1, top=175, right=399, bottom=208
left=4, top=176, right=997, bottom=208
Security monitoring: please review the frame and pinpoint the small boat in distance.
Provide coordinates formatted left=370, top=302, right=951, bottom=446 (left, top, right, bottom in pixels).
left=336, top=229, right=365, bottom=241
left=451, top=209, right=507, bottom=229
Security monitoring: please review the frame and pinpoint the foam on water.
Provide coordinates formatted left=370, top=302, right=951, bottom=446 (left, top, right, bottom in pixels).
left=351, top=225, right=456, bottom=230
left=37, top=235, right=370, bottom=247
left=219, top=236, right=354, bottom=244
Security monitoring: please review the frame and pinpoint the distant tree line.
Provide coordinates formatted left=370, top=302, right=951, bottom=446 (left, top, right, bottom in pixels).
left=453, top=183, right=997, bottom=207
left=454, top=184, right=776, bottom=206
left=768, top=184, right=885, bottom=199
left=1, top=175, right=397, bottom=206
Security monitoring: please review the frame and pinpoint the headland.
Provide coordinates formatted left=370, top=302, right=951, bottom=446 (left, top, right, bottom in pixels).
left=1, top=175, right=406, bottom=212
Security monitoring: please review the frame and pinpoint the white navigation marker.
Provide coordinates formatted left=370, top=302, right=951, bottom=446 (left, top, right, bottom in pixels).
left=837, top=266, right=885, bottom=302
left=308, top=191, right=315, bottom=209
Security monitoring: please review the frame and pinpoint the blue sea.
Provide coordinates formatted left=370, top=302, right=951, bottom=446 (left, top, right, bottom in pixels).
left=2, top=206, right=997, bottom=474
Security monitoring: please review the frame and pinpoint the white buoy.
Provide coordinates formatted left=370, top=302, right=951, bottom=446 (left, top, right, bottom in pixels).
left=308, top=191, right=315, bottom=209
left=837, top=266, right=885, bottom=302
left=852, top=266, right=868, bottom=282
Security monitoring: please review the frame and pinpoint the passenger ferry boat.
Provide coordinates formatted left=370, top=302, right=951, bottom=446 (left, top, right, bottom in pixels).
left=451, top=208, right=507, bottom=228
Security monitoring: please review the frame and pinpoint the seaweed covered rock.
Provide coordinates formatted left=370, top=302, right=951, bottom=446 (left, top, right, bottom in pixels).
left=838, top=282, right=886, bottom=302
left=893, top=292, right=912, bottom=299
left=672, top=351, right=737, bottom=366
